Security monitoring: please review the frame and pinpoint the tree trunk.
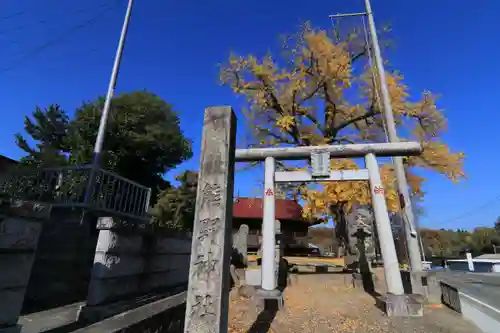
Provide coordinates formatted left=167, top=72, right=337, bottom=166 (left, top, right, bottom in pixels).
left=330, top=202, right=348, bottom=257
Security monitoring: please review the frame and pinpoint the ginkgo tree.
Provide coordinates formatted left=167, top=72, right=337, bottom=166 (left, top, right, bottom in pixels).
left=220, top=23, right=465, bottom=231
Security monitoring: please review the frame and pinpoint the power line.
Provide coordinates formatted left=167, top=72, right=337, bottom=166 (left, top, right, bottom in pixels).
left=0, top=1, right=112, bottom=38
left=434, top=194, right=500, bottom=225
left=1, top=0, right=124, bottom=74
left=0, top=1, right=58, bottom=21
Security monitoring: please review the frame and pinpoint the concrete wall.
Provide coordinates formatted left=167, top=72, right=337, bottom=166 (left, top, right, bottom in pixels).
left=78, top=216, right=191, bottom=323
left=0, top=200, right=51, bottom=333
left=23, top=207, right=98, bottom=314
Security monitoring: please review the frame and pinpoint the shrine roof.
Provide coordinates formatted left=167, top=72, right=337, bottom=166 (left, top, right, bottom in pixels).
left=233, top=197, right=324, bottom=225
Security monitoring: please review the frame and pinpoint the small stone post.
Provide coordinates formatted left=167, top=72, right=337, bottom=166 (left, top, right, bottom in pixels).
left=184, top=106, right=237, bottom=333
left=230, top=224, right=249, bottom=287
left=0, top=200, right=51, bottom=333
left=233, top=224, right=249, bottom=267
left=274, top=220, right=282, bottom=280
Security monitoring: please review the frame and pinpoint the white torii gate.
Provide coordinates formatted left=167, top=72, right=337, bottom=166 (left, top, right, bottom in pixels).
left=184, top=108, right=423, bottom=332
left=234, top=142, right=422, bottom=301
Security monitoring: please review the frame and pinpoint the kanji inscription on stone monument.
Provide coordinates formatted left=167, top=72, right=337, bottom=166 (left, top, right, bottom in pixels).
left=184, top=106, right=236, bottom=333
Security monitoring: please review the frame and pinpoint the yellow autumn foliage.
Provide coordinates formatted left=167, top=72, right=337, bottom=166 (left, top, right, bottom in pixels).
left=220, top=23, right=465, bottom=220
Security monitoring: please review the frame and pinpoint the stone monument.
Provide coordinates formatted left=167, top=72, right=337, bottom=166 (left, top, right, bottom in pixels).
left=230, top=224, right=249, bottom=288
left=232, top=224, right=249, bottom=268
left=184, top=107, right=236, bottom=333
left=344, top=205, right=376, bottom=274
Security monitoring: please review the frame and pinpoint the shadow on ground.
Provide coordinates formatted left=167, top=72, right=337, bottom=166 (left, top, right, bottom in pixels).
left=246, top=302, right=280, bottom=333
left=246, top=258, right=289, bottom=333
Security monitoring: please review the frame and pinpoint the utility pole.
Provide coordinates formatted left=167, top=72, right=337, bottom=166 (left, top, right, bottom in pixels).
left=84, top=0, right=134, bottom=209
left=363, top=0, right=423, bottom=273
left=93, top=0, right=134, bottom=165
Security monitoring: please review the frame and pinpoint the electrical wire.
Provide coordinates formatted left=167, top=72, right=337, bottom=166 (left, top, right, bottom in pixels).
left=0, top=1, right=57, bottom=21
left=434, top=194, right=500, bottom=226
left=0, top=0, right=123, bottom=74
left=0, top=1, right=113, bottom=38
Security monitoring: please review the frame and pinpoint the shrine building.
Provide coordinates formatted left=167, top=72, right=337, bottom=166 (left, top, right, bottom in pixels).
left=232, top=197, right=324, bottom=255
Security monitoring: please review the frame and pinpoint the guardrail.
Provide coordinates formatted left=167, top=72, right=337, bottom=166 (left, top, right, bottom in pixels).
left=0, top=165, right=151, bottom=219
left=440, top=281, right=461, bottom=313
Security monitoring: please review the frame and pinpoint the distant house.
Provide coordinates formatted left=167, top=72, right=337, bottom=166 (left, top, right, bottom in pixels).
left=0, top=155, right=17, bottom=181
left=475, top=254, right=500, bottom=260
left=446, top=253, right=500, bottom=273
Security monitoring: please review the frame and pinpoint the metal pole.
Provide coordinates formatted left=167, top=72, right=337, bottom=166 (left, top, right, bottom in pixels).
left=92, top=0, right=134, bottom=164
left=83, top=0, right=133, bottom=211
left=261, top=157, right=277, bottom=292
left=412, top=198, right=427, bottom=262
left=364, top=0, right=422, bottom=272
left=365, top=153, right=404, bottom=295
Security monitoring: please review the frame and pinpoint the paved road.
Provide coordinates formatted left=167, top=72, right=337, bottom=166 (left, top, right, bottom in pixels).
left=438, top=271, right=500, bottom=311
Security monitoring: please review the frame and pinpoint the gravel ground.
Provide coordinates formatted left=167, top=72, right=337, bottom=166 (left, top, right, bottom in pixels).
left=228, top=272, right=482, bottom=333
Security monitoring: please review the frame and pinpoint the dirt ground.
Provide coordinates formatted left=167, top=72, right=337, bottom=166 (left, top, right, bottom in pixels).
left=227, top=271, right=482, bottom=333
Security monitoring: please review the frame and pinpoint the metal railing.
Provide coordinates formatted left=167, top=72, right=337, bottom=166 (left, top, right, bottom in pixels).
left=0, top=165, right=151, bottom=219
left=441, top=281, right=462, bottom=313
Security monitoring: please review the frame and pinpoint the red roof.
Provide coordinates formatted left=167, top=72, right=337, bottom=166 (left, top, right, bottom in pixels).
left=233, top=197, right=323, bottom=224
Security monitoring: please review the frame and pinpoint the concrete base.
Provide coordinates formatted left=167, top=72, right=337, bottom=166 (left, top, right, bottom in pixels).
left=0, top=325, right=21, bottom=333
left=253, top=288, right=284, bottom=310
left=238, top=285, right=257, bottom=299
left=401, top=270, right=441, bottom=304
left=377, top=293, right=424, bottom=317
left=400, top=269, right=426, bottom=296
left=410, top=271, right=427, bottom=296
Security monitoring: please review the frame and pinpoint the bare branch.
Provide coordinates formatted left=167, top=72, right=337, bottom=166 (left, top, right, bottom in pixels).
left=256, top=127, right=295, bottom=144
left=333, top=107, right=379, bottom=134
left=350, top=47, right=367, bottom=63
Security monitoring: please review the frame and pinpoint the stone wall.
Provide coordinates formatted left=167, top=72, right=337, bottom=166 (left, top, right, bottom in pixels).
left=0, top=200, right=52, bottom=333
left=78, top=216, right=191, bottom=322
left=23, top=207, right=98, bottom=314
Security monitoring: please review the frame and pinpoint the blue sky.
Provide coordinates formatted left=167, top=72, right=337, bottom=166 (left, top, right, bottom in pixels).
left=1, top=0, right=499, bottom=230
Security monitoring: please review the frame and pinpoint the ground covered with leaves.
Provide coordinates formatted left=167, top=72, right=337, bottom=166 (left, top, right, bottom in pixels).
left=228, top=271, right=481, bottom=333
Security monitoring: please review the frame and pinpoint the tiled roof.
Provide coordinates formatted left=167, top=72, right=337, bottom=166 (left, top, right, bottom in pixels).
left=233, top=197, right=323, bottom=224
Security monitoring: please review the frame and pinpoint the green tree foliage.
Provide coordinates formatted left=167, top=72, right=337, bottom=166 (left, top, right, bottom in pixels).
left=15, top=91, right=193, bottom=194
left=312, top=224, right=500, bottom=259
left=15, top=104, right=69, bottom=167
left=420, top=227, right=500, bottom=257
left=152, top=170, right=198, bottom=231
